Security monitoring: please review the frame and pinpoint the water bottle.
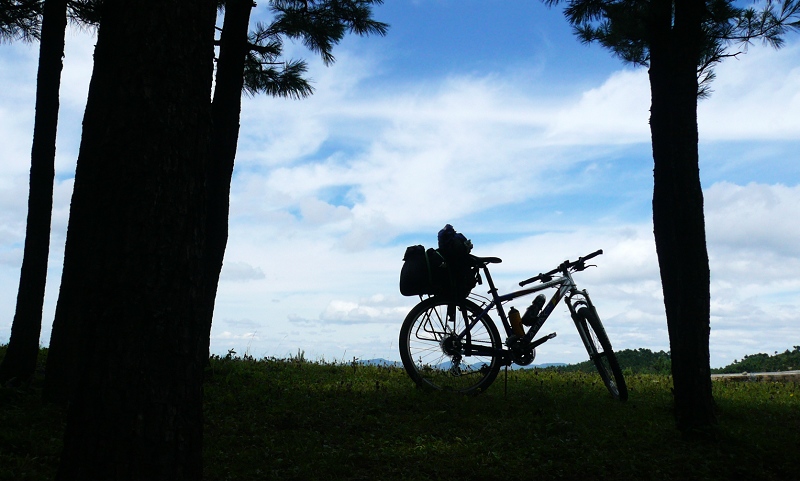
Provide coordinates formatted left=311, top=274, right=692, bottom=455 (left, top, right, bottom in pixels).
left=509, top=307, right=524, bottom=336
left=521, top=294, right=546, bottom=327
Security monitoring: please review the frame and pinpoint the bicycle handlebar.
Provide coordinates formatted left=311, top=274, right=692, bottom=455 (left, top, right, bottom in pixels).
left=519, top=249, right=603, bottom=287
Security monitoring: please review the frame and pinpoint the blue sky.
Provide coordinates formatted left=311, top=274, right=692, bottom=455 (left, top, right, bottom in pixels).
left=1, top=0, right=799, bottom=367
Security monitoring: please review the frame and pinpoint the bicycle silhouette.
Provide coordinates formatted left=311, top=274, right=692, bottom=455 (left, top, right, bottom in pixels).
left=399, top=249, right=628, bottom=400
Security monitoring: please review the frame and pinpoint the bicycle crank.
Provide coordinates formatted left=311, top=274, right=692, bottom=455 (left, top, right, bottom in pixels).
left=506, top=332, right=557, bottom=366
left=530, top=332, right=557, bottom=349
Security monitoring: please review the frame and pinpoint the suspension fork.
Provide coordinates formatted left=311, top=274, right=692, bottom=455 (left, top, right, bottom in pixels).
left=566, top=288, right=596, bottom=317
left=567, top=288, right=599, bottom=353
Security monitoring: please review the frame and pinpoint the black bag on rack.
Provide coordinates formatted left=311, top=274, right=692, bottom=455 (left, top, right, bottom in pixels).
left=436, top=224, right=477, bottom=299
left=400, top=245, right=442, bottom=296
left=399, top=225, right=478, bottom=299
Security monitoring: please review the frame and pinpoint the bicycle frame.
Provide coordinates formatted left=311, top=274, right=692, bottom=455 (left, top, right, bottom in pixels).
left=456, top=261, right=596, bottom=365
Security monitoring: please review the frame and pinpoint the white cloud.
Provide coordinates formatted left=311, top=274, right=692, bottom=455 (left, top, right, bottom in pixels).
left=220, top=261, right=266, bottom=282
left=545, top=68, right=651, bottom=144
left=316, top=296, right=408, bottom=325
left=233, top=69, right=640, bottom=253
left=699, top=42, right=800, bottom=141
left=0, top=45, right=36, bottom=180
left=706, top=181, right=800, bottom=259
left=703, top=181, right=800, bottom=364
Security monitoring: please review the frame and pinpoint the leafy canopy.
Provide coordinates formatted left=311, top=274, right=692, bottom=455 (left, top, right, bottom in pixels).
left=1, top=0, right=40, bottom=42
left=545, top=0, right=800, bottom=96
left=1, top=0, right=106, bottom=43
left=227, top=0, right=389, bottom=98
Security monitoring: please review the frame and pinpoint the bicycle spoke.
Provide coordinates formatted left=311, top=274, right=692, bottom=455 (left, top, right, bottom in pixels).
left=400, top=298, right=502, bottom=394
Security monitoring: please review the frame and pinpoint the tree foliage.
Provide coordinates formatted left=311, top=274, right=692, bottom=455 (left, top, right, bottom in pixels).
left=552, top=346, right=800, bottom=374
left=1, top=0, right=103, bottom=43
left=65, top=0, right=100, bottom=26
left=547, top=0, right=800, bottom=96
left=713, top=346, right=800, bottom=374
left=1, top=0, right=40, bottom=41
left=552, top=348, right=673, bottom=375
left=235, top=0, right=388, bottom=98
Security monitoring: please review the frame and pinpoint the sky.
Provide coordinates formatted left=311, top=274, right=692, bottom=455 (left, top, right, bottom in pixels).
left=1, top=0, right=799, bottom=368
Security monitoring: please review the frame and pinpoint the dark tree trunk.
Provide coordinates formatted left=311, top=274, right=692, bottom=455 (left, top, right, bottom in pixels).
left=200, top=0, right=253, bottom=350
left=0, top=0, right=67, bottom=387
left=648, top=0, right=716, bottom=434
left=41, top=215, right=83, bottom=401
left=53, top=0, right=215, bottom=478
left=42, top=0, right=254, bottom=406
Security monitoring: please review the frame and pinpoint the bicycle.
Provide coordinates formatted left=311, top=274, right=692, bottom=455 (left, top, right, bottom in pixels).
left=398, top=249, right=628, bottom=401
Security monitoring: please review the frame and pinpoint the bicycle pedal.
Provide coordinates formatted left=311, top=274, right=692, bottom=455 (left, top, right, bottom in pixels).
left=530, top=332, right=557, bottom=349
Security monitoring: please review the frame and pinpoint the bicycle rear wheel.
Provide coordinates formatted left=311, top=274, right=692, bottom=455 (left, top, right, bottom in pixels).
left=399, top=297, right=502, bottom=395
left=577, top=306, right=628, bottom=401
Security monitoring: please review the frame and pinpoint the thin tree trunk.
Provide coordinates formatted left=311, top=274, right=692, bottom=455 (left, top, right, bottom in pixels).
left=42, top=0, right=96, bottom=400
left=200, top=0, right=253, bottom=351
left=42, top=202, right=84, bottom=401
left=0, top=0, right=67, bottom=387
left=54, top=0, right=215, bottom=478
left=649, top=0, right=716, bottom=434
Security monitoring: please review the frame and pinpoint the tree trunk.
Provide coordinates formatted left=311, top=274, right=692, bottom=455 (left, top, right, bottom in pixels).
left=200, top=0, right=253, bottom=352
left=648, top=0, right=716, bottom=434
left=0, top=0, right=67, bottom=387
left=42, top=0, right=255, bottom=406
left=53, top=0, right=215, bottom=478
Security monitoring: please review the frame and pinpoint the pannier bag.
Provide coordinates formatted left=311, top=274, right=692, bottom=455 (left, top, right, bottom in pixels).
left=399, top=225, right=479, bottom=299
left=399, top=245, right=439, bottom=296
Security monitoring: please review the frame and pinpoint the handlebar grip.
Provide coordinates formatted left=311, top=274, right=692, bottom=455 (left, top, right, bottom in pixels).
left=582, top=249, right=603, bottom=262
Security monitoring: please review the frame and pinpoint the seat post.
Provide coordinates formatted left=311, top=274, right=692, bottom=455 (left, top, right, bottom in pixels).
left=481, top=264, right=500, bottom=297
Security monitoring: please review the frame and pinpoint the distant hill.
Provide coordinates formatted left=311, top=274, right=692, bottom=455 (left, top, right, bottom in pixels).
left=358, top=359, right=403, bottom=368
left=545, top=348, right=672, bottom=375
left=511, top=363, right=567, bottom=370
left=711, top=346, right=800, bottom=374
left=360, top=346, right=800, bottom=375
left=549, top=346, right=800, bottom=374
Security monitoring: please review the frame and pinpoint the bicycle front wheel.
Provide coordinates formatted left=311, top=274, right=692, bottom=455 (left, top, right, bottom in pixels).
left=577, top=306, right=628, bottom=401
left=399, top=297, right=502, bottom=395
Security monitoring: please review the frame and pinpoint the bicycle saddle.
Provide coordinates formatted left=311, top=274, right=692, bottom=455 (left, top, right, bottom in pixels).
left=471, top=255, right=502, bottom=265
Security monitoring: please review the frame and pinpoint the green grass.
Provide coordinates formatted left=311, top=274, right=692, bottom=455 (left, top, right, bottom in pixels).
left=203, top=357, right=799, bottom=481
left=2, top=350, right=798, bottom=480
left=0, top=382, right=64, bottom=481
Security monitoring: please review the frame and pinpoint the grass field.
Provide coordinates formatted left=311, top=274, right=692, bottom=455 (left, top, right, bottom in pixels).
left=2, top=352, right=799, bottom=480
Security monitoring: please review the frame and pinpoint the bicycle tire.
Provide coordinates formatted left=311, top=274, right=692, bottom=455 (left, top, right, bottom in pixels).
left=399, top=297, right=502, bottom=395
left=577, top=306, right=628, bottom=401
